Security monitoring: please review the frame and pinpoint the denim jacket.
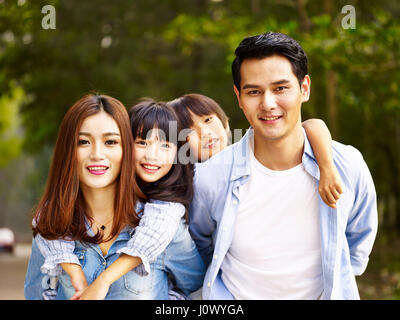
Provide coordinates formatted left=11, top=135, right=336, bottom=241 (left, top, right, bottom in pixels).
left=25, top=219, right=206, bottom=300
left=189, top=128, right=378, bottom=300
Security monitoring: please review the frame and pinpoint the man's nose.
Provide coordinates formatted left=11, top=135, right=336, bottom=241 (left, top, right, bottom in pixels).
left=261, top=91, right=278, bottom=110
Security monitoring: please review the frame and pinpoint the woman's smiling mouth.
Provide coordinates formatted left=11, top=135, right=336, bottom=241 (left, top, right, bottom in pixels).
left=87, top=165, right=109, bottom=175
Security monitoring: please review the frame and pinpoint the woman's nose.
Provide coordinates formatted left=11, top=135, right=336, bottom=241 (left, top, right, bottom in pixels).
left=90, top=143, right=105, bottom=161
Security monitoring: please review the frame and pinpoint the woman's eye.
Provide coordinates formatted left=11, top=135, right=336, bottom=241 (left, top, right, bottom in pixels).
left=204, top=116, right=213, bottom=123
left=161, top=142, right=171, bottom=148
left=78, top=139, right=89, bottom=145
left=105, top=140, right=118, bottom=145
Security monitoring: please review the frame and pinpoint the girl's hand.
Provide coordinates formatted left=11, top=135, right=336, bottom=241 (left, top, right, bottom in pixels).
left=318, top=164, right=343, bottom=208
left=78, top=276, right=111, bottom=300
left=61, top=263, right=88, bottom=300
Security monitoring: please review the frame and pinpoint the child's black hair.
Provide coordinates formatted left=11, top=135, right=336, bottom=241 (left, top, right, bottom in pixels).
left=129, top=99, right=194, bottom=222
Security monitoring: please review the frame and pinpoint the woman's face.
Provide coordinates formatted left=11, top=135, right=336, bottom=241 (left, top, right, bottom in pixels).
left=187, top=112, right=229, bottom=162
left=134, top=129, right=177, bottom=183
left=77, top=111, right=123, bottom=191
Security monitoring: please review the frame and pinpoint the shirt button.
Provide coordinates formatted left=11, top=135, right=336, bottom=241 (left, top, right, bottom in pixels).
left=207, top=282, right=211, bottom=288
left=102, top=261, right=106, bottom=266
left=213, top=254, right=218, bottom=260
left=223, top=226, right=227, bottom=232
left=233, top=200, right=238, bottom=205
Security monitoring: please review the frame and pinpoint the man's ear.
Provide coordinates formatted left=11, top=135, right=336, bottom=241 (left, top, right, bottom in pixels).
left=233, top=85, right=243, bottom=110
left=301, top=75, right=311, bottom=103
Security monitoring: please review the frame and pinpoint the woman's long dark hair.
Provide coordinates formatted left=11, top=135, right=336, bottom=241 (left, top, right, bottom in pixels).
left=129, top=99, right=194, bottom=222
left=32, top=94, right=141, bottom=243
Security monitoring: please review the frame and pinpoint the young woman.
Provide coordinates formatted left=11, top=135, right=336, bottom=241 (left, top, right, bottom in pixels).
left=24, top=94, right=205, bottom=300
left=168, top=93, right=342, bottom=207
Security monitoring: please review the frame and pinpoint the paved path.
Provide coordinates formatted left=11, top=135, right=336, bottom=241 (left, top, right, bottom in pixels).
left=0, top=243, right=31, bottom=300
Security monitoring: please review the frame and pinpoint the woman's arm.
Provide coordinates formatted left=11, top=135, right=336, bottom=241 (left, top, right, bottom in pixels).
left=302, top=119, right=343, bottom=208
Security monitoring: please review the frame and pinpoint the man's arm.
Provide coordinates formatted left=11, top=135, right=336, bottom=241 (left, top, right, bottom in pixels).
left=346, top=148, right=378, bottom=276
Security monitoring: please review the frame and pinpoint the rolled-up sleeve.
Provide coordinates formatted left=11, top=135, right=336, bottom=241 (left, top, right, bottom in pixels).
left=117, top=200, right=185, bottom=276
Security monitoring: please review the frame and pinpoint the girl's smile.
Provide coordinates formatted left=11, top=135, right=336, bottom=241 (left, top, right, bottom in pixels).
left=134, top=130, right=177, bottom=183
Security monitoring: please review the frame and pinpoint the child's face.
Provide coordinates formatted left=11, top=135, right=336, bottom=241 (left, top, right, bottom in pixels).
left=77, top=111, right=123, bottom=192
left=134, top=129, right=177, bottom=183
left=187, top=112, right=228, bottom=162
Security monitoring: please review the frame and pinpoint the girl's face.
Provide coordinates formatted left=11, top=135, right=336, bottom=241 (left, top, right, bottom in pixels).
left=134, top=129, right=177, bottom=183
left=77, top=112, right=123, bottom=191
left=187, top=112, right=229, bottom=162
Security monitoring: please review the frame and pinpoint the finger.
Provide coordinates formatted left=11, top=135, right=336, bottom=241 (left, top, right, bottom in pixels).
left=70, top=293, right=80, bottom=300
left=331, top=189, right=341, bottom=201
left=321, top=193, right=334, bottom=208
left=325, top=192, right=337, bottom=205
left=335, top=182, right=343, bottom=194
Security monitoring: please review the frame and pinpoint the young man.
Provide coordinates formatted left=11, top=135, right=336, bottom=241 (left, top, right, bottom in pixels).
left=189, top=32, right=377, bottom=300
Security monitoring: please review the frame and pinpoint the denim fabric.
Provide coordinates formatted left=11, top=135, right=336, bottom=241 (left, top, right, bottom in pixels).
left=25, top=219, right=206, bottom=300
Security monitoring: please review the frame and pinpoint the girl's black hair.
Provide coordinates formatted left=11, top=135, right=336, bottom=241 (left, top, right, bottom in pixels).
left=129, top=99, right=194, bottom=222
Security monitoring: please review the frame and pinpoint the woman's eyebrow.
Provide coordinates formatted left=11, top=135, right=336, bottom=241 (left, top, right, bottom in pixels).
left=79, top=132, right=120, bottom=136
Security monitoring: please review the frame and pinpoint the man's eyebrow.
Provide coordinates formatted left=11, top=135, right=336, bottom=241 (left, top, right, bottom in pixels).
left=271, top=79, right=291, bottom=85
left=242, top=84, right=262, bottom=90
left=241, top=79, right=291, bottom=90
left=79, top=132, right=120, bottom=136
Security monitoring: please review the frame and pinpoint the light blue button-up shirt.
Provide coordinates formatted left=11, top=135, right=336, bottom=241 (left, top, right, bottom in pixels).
left=189, top=127, right=377, bottom=300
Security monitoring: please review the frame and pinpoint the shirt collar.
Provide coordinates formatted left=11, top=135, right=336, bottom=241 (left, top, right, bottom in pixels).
left=231, top=126, right=320, bottom=181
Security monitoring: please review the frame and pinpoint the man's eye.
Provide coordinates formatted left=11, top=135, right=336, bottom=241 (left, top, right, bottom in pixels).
left=247, top=90, right=260, bottom=95
left=161, top=143, right=171, bottom=148
left=275, top=86, right=288, bottom=92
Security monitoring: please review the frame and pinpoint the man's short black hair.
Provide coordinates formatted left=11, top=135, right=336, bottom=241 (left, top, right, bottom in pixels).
left=232, top=32, right=308, bottom=91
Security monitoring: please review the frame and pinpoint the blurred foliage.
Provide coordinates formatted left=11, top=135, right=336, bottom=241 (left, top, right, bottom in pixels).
left=0, top=83, right=26, bottom=167
left=0, top=0, right=400, bottom=296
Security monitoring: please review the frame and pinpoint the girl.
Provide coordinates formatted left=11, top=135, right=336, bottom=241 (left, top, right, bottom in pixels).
left=168, top=93, right=342, bottom=207
left=25, top=95, right=205, bottom=300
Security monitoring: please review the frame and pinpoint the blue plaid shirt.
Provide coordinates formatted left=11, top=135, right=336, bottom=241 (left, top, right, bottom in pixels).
left=189, top=127, right=378, bottom=300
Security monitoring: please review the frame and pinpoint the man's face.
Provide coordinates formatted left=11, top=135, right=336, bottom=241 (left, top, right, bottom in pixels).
left=234, top=54, right=310, bottom=143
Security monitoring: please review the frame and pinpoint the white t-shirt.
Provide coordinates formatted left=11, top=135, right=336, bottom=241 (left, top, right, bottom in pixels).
left=220, top=139, right=323, bottom=299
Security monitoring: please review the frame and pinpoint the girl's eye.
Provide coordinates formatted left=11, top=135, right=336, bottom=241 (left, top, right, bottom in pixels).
left=204, top=116, right=213, bottom=123
left=78, top=139, right=89, bottom=145
left=161, top=142, right=171, bottom=148
left=136, top=140, right=147, bottom=146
